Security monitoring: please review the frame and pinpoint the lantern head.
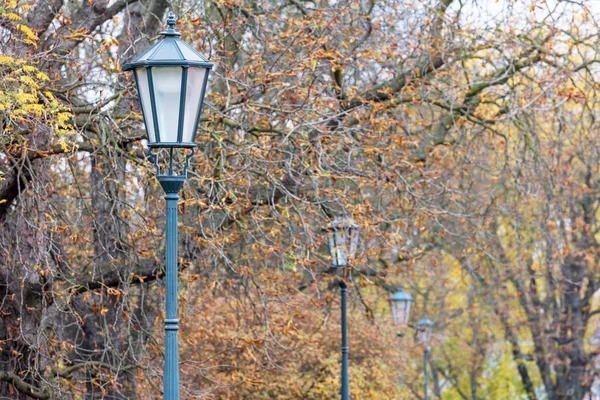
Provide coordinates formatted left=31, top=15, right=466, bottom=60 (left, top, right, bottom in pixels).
left=416, top=317, right=433, bottom=346
left=122, top=12, right=213, bottom=149
left=323, top=215, right=360, bottom=267
left=389, top=287, right=414, bottom=326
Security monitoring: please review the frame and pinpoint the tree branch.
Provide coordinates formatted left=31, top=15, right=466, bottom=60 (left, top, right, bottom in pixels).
left=0, top=372, right=50, bottom=400
left=54, top=361, right=140, bottom=379
left=0, top=135, right=143, bottom=220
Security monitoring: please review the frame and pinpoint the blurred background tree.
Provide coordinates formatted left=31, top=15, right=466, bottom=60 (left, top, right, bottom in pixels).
left=1, top=0, right=600, bottom=398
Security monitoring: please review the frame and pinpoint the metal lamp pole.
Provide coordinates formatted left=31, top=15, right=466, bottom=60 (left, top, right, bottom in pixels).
left=122, top=12, right=213, bottom=399
left=423, top=346, right=430, bottom=400
left=161, top=176, right=185, bottom=398
left=323, top=215, right=360, bottom=400
left=416, top=317, right=433, bottom=400
left=388, top=288, right=414, bottom=389
left=340, top=279, right=349, bottom=400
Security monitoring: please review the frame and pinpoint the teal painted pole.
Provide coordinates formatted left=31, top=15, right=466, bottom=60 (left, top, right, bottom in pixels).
left=340, top=280, right=349, bottom=400
left=159, top=176, right=185, bottom=400
left=424, top=347, right=429, bottom=400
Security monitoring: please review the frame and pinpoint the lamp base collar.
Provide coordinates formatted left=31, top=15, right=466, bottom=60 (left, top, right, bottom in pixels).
left=158, top=175, right=186, bottom=194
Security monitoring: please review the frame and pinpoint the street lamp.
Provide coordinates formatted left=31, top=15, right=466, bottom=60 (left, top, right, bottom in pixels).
left=416, top=317, right=434, bottom=400
left=388, top=287, right=413, bottom=388
left=323, top=214, right=360, bottom=400
left=122, top=12, right=213, bottom=400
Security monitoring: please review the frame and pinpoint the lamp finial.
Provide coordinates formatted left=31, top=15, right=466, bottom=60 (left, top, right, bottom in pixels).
left=166, top=11, right=177, bottom=32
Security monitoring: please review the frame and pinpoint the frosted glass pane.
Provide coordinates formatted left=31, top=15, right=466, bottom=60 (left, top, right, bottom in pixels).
left=135, top=68, right=155, bottom=142
left=348, top=227, right=359, bottom=258
left=328, top=230, right=348, bottom=267
left=390, top=300, right=411, bottom=326
left=417, top=327, right=431, bottom=345
left=182, top=67, right=207, bottom=142
left=151, top=67, right=182, bottom=142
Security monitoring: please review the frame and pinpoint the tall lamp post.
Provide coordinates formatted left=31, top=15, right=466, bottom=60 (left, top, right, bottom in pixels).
left=416, top=317, right=434, bottom=400
left=122, top=12, right=213, bottom=400
left=323, top=215, right=360, bottom=400
left=388, top=288, right=414, bottom=386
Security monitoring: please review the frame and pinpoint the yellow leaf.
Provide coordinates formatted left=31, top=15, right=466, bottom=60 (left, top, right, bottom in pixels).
left=18, top=24, right=38, bottom=41
left=4, top=12, right=22, bottom=21
left=43, top=213, right=55, bottom=223
left=36, top=72, right=49, bottom=81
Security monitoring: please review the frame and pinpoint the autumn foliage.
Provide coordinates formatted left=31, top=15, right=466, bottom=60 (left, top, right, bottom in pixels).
left=1, top=0, right=600, bottom=399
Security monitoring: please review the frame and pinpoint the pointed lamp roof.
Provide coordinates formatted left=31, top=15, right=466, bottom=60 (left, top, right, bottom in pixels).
left=123, top=12, right=213, bottom=71
left=389, top=287, right=414, bottom=303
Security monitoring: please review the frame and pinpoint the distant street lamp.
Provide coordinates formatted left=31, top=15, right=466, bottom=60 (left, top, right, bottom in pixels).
left=389, top=291, right=435, bottom=398
left=323, top=215, right=360, bottom=400
left=388, top=287, right=413, bottom=387
left=389, top=287, right=414, bottom=328
left=416, top=317, right=434, bottom=400
left=122, top=12, right=213, bottom=400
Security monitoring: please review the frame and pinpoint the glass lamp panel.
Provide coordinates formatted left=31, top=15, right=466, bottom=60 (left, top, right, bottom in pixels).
left=151, top=67, right=182, bottom=142
left=417, top=327, right=432, bottom=345
left=389, top=300, right=399, bottom=325
left=328, top=230, right=348, bottom=267
left=425, top=328, right=432, bottom=344
left=403, top=301, right=412, bottom=325
left=417, top=329, right=426, bottom=344
left=182, top=67, right=207, bottom=142
left=390, top=299, right=411, bottom=326
left=348, top=226, right=360, bottom=260
left=134, top=68, right=156, bottom=142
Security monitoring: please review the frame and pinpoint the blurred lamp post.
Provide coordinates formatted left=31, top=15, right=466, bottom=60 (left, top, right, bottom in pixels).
left=416, top=317, right=434, bottom=400
left=122, top=12, right=213, bottom=400
left=323, top=215, right=360, bottom=400
left=388, top=287, right=413, bottom=387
